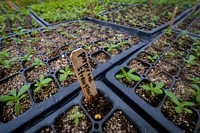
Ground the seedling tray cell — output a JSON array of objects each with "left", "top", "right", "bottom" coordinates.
[
  {"left": 104, "top": 30, "right": 200, "bottom": 133},
  {"left": 87, "top": 4, "right": 191, "bottom": 39},
  {"left": 24, "top": 81, "right": 158, "bottom": 133}
]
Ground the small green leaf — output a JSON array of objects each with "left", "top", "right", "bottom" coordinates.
[
  {"left": 141, "top": 85, "right": 150, "bottom": 90},
  {"left": 6, "top": 100, "right": 14, "bottom": 106},
  {"left": 59, "top": 74, "right": 67, "bottom": 81},
  {"left": 0, "top": 96, "right": 15, "bottom": 102},
  {"left": 156, "top": 82, "right": 164, "bottom": 89},
  {"left": 128, "top": 74, "right": 141, "bottom": 81},
  {"left": 153, "top": 89, "right": 163, "bottom": 94},
  {"left": 41, "top": 78, "right": 52, "bottom": 84},
  {"left": 34, "top": 86, "right": 41, "bottom": 93},
  {"left": 115, "top": 74, "right": 124, "bottom": 79},
  {"left": 18, "top": 85, "right": 30, "bottom": 97},
  {"left": 165, "top": 90, "right": 180, "bottom": 106},
  {"left": 15, "top": 101, "right": 21, "bottom": 115},
  {"left": 196, "top": 96, "right": 200, "bottom": 103},
  {"left": 74, "top": 118, "right": 79, "bottom": 126},
  {"left": 184, "top": 108, "right": 193, "bottom": 113},
  {"left": 128, "top": 68, "right": 135, "bottom": 74},
  {"left": 11, "top": 89, "right": 17, "bottom": 97}
]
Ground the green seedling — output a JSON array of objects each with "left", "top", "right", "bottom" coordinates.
[
  {"left": 34, "top": 75, "right": 52, "bottom": 93},
  {"left": 59, "top": 65, "right": 75, "bottom": 82},
  {"left": 0, "top": 50, "right": 9, "bottom": 60},
  {"left": 115, "top": 68, "right": 141, "bottom": 83},
  {"left": 141, "top": 82, "right": 164, "bottom": 96},
  {"left": 165, "top": 51, "right": 176, "bottom": 58},
  {"left": 33, "top": 58, "right": 44, "bottom": 68},
  {"left": 106, "top": 44, "right": 119, "bottom": 52},
  {"left": 189, "top": 84, "right": 200, "bottom": 103},
  {"left": 184, "top": 55, "right": 198, "bottom": 67},
  {"left": 191, "top": 77, "right": 200, "bottom": 85},
  {"left": 162, "top": 40, "right": 170, "bottom": 46},
  {"left": 84, "top": 45, "right": 92, "bottom": 50},
  {"left": 70, "top": 107, "right": 84, "bottom": 126},
  {"left": 147, "top": 52, "right": 158, "bottom": 63},
  {"left": 0, "top": 85, "right": 30, "bottom": 115},
  {"left": 165, "top": 90, "right": 194, "bottom": 113}
]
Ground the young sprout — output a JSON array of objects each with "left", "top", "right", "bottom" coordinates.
[
  {"left": 0, "top": 85, "right": 30, "bottom": 115},
  {"left": 147, "top": 52, "right": 158, "bottom": 63},
  {"left": 165, "top": 51, "right": 176, "bottom": 58},
  {"left": 189, "top": 84, "right": 200, "bottom": 103},
  {"left": 84, "top": 45, "right": 92, "bottom": 51},
  {"left": 59, "top": 65, "right": 75, "bottom": 82},
  {"left": 141, "top": 82, "right": 164, "bottom": 96},
  {"left": 0, "top": 50, "right": 10, "bottom": 60},
  {"left": 34, "top": 75, "right": 52, "bottom": 93},
  {"left": 70, "top": 107, "right": 84, "bottom": 126},
  {"left": 106, "top": 44, "right": 119, "bottom": 52},
  {"left": 33, "top": 58, "right": 44, "bottom": 68},
  {"left": 115, "top": 68, "right": 141, "bottom": 83},
  {"left": 165, "top": 90, "right": 194, "bottom": 113},
  {"left": 184, "top": 55, "right": 198, "bottom": 67},
  {"left": 191, "top": 77, "right": 200, "bottom": 85}
]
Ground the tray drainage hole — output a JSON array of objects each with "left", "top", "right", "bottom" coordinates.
[
  {"left": 142, "top": 75, "right": 146, "bottom": 78},
  {"left": 20, "top": 69, "right": 24, "bottom": 72},
  {"left": 50, "top": 71, "right": 54, "bottom": 75},
  {"left": 175, "top": 76, "right": 179, "bottom": 80},
  {"left": 94, "top": 123, "right": 99, "bottom": 129}
]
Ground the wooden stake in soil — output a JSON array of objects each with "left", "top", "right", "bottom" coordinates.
[
  {"left": 90, "top": 0, "right": 94, "bottom": 18},
  {"left": 192, "top": 0, "right": 200, "bottom": 13},
  {"left": 168, "top": 6, "right": 178, "bottom": 29},
  {"left": 70, "top": 48, "right": 98, "bottom": 103},
  {"left": 6, "top": 0, "right": 16, "bottom": 11}
]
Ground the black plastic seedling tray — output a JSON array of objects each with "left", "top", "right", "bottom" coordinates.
[
  {"left": 24, "top": 81, "right": 158, "bottom": 133},
  {"left": 0, "top": 20, "right": 147, "bottom": 132},
  {"left": 86, "top": 5, "right": 191, "bottom": 39},
  {"left": 104, "top": 30, "right": 200, "bottom": 133},
  {"left": 0, "top": 10, "right": 46, "bottom": 39},
  {"left": 173, "top": 8, "right": 200, "bottom": 38}
]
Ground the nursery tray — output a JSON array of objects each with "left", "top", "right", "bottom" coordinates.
[
  {"left": 0, "top": 11, "right": 46, "bottom": 39},
  {"left": 0, "top": 20, "right": 147, "bottom": 132},
  {"left": 86, "top": 5, "right": 191, "bottom": 39},
  {"left": 104, "top": 30, "right": 200, "bottom": 133},
  {"left": 24, "top": 81, "right": 158, "bottom": 133},
  {"left": 173, "top": 8, "right": 200, "bottom": 38}
]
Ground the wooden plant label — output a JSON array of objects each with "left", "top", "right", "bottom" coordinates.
[
  {"left": 70, "top": 48, "right": 98, "bottom": 103},
  {"left": 90, "top": 0, "right": 94, "bottom": 18},
  {"left": 168, "top": 6, "right": 178, "bottom": 29}
]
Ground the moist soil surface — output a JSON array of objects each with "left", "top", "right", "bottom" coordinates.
[
  {"left": 82, "top": 92, "right": 112, "bottom": 121},
  {"left": 103, "top": 111, "right": 140, "bottom": 133},
  {"left": 54, "top": 106, "right": 91, "bottom": 132}
]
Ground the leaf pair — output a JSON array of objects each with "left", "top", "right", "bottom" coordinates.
[
  {"left": 0, "top": 85, "right": 30, "bottom": 115},
  {"left": 59, "top": 65, "right": 75, "bottom": 82},
  {"left": 34, "top": 75, "right": 52, "bottom": 93},
  {"left": 115, "top": 68, "right": 141, "bottom": 83},
  {"left": 141, "top": 82, "right": 163, "bottom": 96}
]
